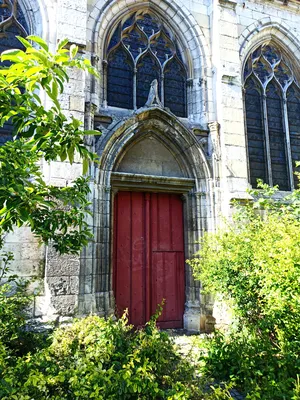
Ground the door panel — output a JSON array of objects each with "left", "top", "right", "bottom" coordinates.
[
  {"left": 114, "top": 192, "right": 146, "bottom": 326},
  {"left": 151, "top": 251, "right": 185, "bottom": 328},
  {"left": 113, "top": 191, "right": 184, "bottom": 328}
]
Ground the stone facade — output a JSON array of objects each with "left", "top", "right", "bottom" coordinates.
[{"left": 2, "top": 0, "right": 300, "bottom": 331}]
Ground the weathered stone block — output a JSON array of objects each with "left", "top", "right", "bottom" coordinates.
[
  {"left": 46, "top": 258, "right": 80, "bottom": 277},
  {"left": 48, "top": 276, "right": 70, "bottom": 296},
  {"left": 51, "top": 295, "right": 77, "bottom": 316}
]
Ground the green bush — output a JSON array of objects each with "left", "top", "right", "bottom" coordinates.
[
  {"left": 197, "top": 328, "right": 299, "bottom": 399},
  {"left": 1, "top": 312, "right": 205, "bottom": 399},
  {"left": 0, "top": 254, "right": 235, "bottom": 400},
  {"left": 189, "top": 183, "right": 300, "bottom": 399},
  {"left": 0, "top": 253, "right": 47, "bottom": 358}
]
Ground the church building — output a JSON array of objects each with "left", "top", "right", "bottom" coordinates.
[{"left": 1, "top": 0, "right": 300, "bottom": 331}]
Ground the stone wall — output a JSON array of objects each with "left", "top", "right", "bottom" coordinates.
[{"left": 3, "top": 0, "right": 300, "bottom": 329}]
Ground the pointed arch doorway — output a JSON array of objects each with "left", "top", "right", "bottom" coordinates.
[
  {"left": 111, "top": 133, "right": 195, "bottom": 328},
  {"left": 80, "top": 108, "right": 212, "bottom": 331}
]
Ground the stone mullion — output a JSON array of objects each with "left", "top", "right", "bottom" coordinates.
[
  {"left": 262, "top": 94, "right": 273, "bottom": 186},
  {"left": 282, "top": 93, "right": 294, "bottom": 190},
  {"left": 208, "top": 121, "right": 221, "bottom": 227},
  {"left": 161, "top": 72, "right": 164, "bottom": 106},
  {"left": 187, "top": 78, "right": 193, "bottom": 117},
  {"left": 133, "top": 67, "right": 137, "bottom": 109},
  {"left": 102, "top": 60, "right": 108, "bottom": 108}
]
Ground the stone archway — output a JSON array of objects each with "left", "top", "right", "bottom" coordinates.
[{"left": 78, "top": 107, "right": 214, "bottom": 331}]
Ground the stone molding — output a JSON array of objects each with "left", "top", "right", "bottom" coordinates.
[
  {"left": 239, "top": 19, "right": 300, "bottom": 68},
  {"left": 218, "top": 0, "right": 237, "bottom": 10},
  {"left": 111, "top": 172, "right": 195, "bottom": 193}
]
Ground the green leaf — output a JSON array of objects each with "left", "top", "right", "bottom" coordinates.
[
  {"left": 60, "top": 149, "right": 67, "bottom": 162},
  {"left": 0, "top": 49, "right": 25, "bottom": 62},
  {"left": 84, "top": 130, "right": 102, "bottom": 135},
  {"left": 26, "top": 48, "right": 51, "bottom": 67},
  {"left": 52, "top": 80, "right": 59, "bottom": 98},
  {"left": 27, "top": 35, "right": 49, "bottom": 52},
  {"left": 69, "top": 44, "right": 78, "bottom": 59},
  {"left": 67, "top": 145, "right": 75, "bottom": 164},
  {"left": 82, "top": 158, "right": 89, "bottom": 175},
  {"left": 16, "top": 36, "right": 33, "bottom": 49},
  {"left": 57, "top": 38, "right": 69, "bottom": 50}
]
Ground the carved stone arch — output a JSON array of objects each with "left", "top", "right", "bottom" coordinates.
[
  {"left": 240, "top": 20, "right": 300, "bottom": 80},
  {"left": 78, "top": 107, "right": 214, "bottom": 331},
  {"left": 17, "top": 0, "right": 50, "bottom": 41},
  {"left": 96, "top": 107, "right": 211, "bottom": 185},
  {"left": 86, "top": 0, "right": 211, "bottom": 124}
]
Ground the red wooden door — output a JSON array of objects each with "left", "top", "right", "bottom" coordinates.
[{"left": 113, "top": 192, "right": 185, "bottom": 328}]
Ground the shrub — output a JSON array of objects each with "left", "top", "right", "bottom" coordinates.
[
  {"left": 189, "top": 183, "right": 300, "bottom": 399},
  {"left": 197, "top": 327, "right": 299, "bottom": 399},
  {"left": 0, "top": 258, "right": 234, "bottom": 400},
  {"left": 0, "top": 252, "right": 48, "bottom": 357},
  {"left": 1, "top": 312, "right": 205, "bottom": 399}
]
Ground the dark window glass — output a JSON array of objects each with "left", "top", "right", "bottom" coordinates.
[
  {"left": 261, "top": 45, "right": 280, "bottom": 65},
  {"left": 122, "top": 24, "right": 147, "bottom": 59},
  {"left": 107, "top": 46, "right": 134, "bottom": 109},
  {"left": 164, "top": 57, "right": 187, "bottom": 117},
  {"left": 245, "top": 77, "right": 267, "bottom": 187},
  {"left": 150, "top": 31, "right": 174, "bottom": 65},
  {"left": 136, "top": 13, "right": 159, "bottom": 37},
  {"left": 253, "top": 57, "right": 271, "bottom": 84},
  {"left": 244, "top": 43, "right": 300, "bottom": 190},
  {"left": 287, "top": 83, "right": 300, "bottom": 188},
  {"left": 136, "top": 52, "right": 160, "bottom": 108},
  {"left": 106, "top": 12, "right": 187, "bottom": 117},
  {"left": 107, "top": 23, "right": 121, "bottom": 53},
  {"left": 274, "top": 61, "right": 292, "bottom": 89},
  {"left": 0, "top": 1, "right": 29, "bottom": 144},
  {"left": 266, "top": 81, "right": 290, "bottom": 191}
]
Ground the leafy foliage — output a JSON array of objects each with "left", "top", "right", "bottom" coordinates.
[
  {"left": 0, "top": 258, "right": 232, "bottom": 400},
  {"left": 0, "top": 36, "right": 100, "bottom": 253},
  {"left": 0, "top": 253, "right": 49, "bottom": 373},
  {"left": 189, "top": 181, "right": 300, "bottom": 399},
  {"left": 1, "top": 311, "right": 205, "bottom": 399}
]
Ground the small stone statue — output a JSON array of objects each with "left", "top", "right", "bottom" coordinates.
[{"left": 145, "top": 79, "right": 163, "bottom": 108}]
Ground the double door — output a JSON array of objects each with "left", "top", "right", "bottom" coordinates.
[{"left": 113, "top": 191, "right": 185, "bottom": 328}]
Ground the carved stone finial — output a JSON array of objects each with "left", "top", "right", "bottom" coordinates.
[{"left": 145, "top": 79, "right": 163, "bottom": 108}]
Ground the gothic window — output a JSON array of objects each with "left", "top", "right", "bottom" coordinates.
[
  {"left": 106, "top": 12, "right": 187, "bottom": 117},
  {"left": 0, "top": 0, "right": 29, "bottom": 145},
  {"left": 244, "top": 44, "right": 300, "bottom": 190}
]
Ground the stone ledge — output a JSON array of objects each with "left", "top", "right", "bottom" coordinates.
[
  {"left": 111, "top": 172, "right": 195, "bottom": 193},
  {"left": 219, "top": 0, "right": 237, "bottom": 9}
]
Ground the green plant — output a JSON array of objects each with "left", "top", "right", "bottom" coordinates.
[
  {"left": 188, "top": 182, "right": 300, "bottom": 399},
  {"left": 0, "top": 251, "right": 50, "bottom": 382},
  {"left": 0, "top": 36, "right": 100, "bottom": 253},
  {"left": 1, "top": 312, "right": 206, "bottom": 399}
]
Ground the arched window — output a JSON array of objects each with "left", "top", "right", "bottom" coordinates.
[
  {"left": 106, "top": 12, "right": 187, "bottom": 117},
  {"left": 244, "top": 44, "right": 300, "bottom": 190},
  {"left": 0, "top": 0, "right": 29, "bottom": 145}
]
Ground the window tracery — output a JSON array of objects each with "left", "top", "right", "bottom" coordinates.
[
  {"left": 106, "top": 12, "right": 187, "bottom": 117},
  {"left": 0, "top": 0, "right": 29, "bottom": 145},
  {"left": 244, "top": 44, "right": 300, "bottom": 190}
]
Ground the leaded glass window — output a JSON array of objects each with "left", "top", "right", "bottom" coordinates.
[
  {"left": 106, "top": 12, "right": 187, "bottom": 117},
  {"left": 0, "top": 0, "right": 29, "bottom": 145},
  {"left": 244, "top": 44, "right": 300, "bottom": 190}
]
